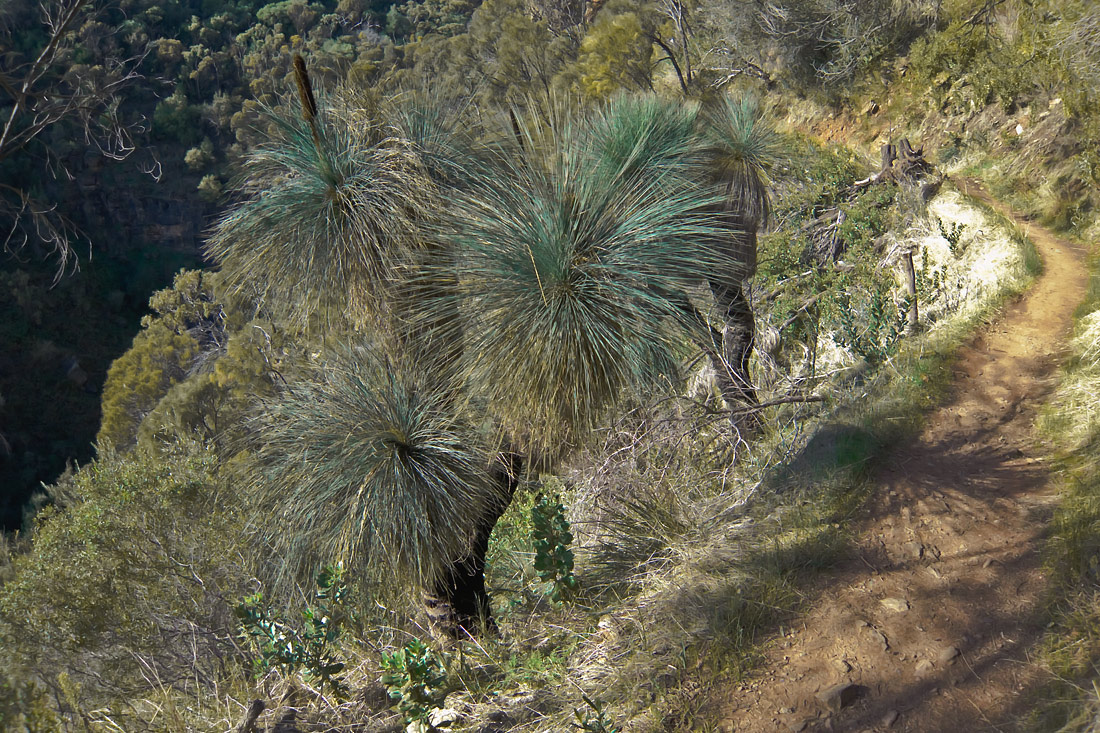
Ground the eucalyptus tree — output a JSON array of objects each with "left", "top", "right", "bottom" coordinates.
[{"left": 206, "top": 59, "right": 736, "bottom": 632}]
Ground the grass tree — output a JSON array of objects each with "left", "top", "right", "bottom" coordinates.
[
  {"left": 207, "top": 59, "right": 739, "bottom": 633},
  {"left": 246, "top": 346, "right": 502, "bottom": 601},
  {"left": 204, "top": 58, "right": 428, "bottom": 333},
  {"left": 701, "top": 94, "right": 780, "bottom": 429},
  {"left": 408, "top": 100, "right": 734, "bottom": 627}
]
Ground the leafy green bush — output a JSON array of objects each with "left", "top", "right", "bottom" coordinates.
[
  {"left": 100, "top": 269, "right": 283, "bottom": 452},
  {"left": 0, "top": 674, "right": 59, "bottom": 732},
  {"left": 0, "top": 444, "right": 248, "bottom": 721},
  {"left": 904, "top": 17, "right": 1054, "bottom": 114},
  {"left": 937, "top": 218, "right": 967, "bottom": 257},
  {"left": 532, "top": 492, "right": 578, "bottom": 602},
  {"left": 98, "top": 323, "right": 197, "bottom": 449},
  {"left": 152, "top": 91, "right": 203, "bottom": 145},
  {"left": 236, "top": 564, "right": 349, "bottom": 694},
  {"left": 380, "top": 638, "right": 450, "bottom": 729},
  {"left": 833, "top": 281, "right": 909, "bottom": 365},
  {"left": 836, "top": 184, "right": 897, "bottom": 252}
]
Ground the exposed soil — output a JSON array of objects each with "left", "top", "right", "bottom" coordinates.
[{"left": 714, "top": 182, "right": 1089, "bottom": 732}]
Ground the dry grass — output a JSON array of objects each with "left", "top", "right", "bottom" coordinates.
[{"left": 1033, "top": 263, "right": 1100, "bottom": 732}]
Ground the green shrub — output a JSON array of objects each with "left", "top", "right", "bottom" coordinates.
[
  {"left": 103, "top": 269, "right": 283, "bottom": 452},
  {"left": 152, "top": 91, "right": 203, "bottom": 145},
  {"left": 97, "top": 324, "right": 197, "bottom": 449},
  {"left": 0, "top": 444, "right": 248, "bottom": 720},
  {"left": 236, "top": 563, "right": 349, "bottom": 694},
  {"left": 531, "top": 492, "right": 578, "bottom": 602},
  {"left": 833, "top": 281, "right": 909, "bottom": 365},
  {"left": 380, "top": 638, "right": 450, "bottom": 729},
  {"left": 937, "top": 218, "right": 967, "bottom": 257},
  {"left": 904, "top": 17, "right": 1055, "bottom": 114},
  {"left": 836, "top": 185, "right": 897, "bottom": 252}
]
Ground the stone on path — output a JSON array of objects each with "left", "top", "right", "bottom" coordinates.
[{"left": 816, "top": 683, "right": 862, "bottom": 712}]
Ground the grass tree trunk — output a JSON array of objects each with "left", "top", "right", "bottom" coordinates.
[
  {"left": 709, "top": 226, "right": 758, "bottom": 433},
  {"left": 710, "top": 279, "right": 758, "bottom": 424},
  {"left": 429, "top": 454, "right": 522, "bottom": 636}
]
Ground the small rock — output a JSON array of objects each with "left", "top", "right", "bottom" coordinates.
[
  {"left": 880, "top": 597, "right": 910, "bottom": 613},
  {"left": 788, "top": 720, "right": 808, "bottom": 733},
  {"left": 717, "top": 720, "right": 736, "bottom": 733},
  {"left": 816, "top": 682, "right": 863, "bottom": 712},
  {"left": 882, "top": 709, "right": 899, "bottom": 727},
  {"left": 780, "top": 706, "right": 794, "bottom": 715},
  {"left": 903, "top": 541, "right": 924, "bottom": 560},
  {"left": 429, "top": 708, "right": 461, "bottom": 728},
  {"left": 938, "top": 646, "right": 961, "bottom": 665},
  {"left": 864, "top": 626, "right": 889, "bottom": 651},
  {"left": 831, "top": 658, "right": 852, "bottom": 674},
  {"left": 915, "top": 659, "right": 934, "bottom": 676}
]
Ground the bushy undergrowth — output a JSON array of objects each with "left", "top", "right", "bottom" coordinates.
[
  {"left": 863, "top": 0, "right": 1100, "bottom": 244},
  {"left": 0, "top": 443, "right": 252, "bottom": 731}
]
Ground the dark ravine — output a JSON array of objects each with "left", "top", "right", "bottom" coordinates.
[{"left": 0, "top": 173, "right": 211, "bottom": 531}]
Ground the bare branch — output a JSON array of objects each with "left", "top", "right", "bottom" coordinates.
[{"left": 0, "top": 0, "right": 147, "bottom": 268}]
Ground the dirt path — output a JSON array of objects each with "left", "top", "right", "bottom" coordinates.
[{"left": 715, "top": 183, "right": 1089, "bottom": 732}]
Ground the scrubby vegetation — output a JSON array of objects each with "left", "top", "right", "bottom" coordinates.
[
  {"left": 1035, "top": 272, "right": 1100, "bottom": 731},
  {"left": 2, "top": 0, "right": 1099, "bottom": 729}
]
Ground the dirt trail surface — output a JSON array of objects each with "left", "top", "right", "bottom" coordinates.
[{"left": 715, "top": 183, "right": 1089, "bottom": 733}]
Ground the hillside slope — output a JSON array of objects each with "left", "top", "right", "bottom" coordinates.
[{"left": 711, "top": 182, "right": 1088, "bottom": 732}]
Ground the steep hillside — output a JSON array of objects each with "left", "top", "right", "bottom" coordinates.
[
  {"left": 711, "top": 184, "right": 1087, "bottom": 731},
  {"left": 2, "top": 1, "right": 1099, "bottom": 731}
]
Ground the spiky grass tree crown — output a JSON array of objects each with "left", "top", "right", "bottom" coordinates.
[
  {"left": 588, "top": 94, "right": 702, "bottom": 186},
  {"left": 248, "top": 346, "right": 499, "bottom": 595},
  {"left": 204, "top": 98, "right": 428, "bottom": 330},
  {"left": 704, "top": 94, "right": 780, "bottom": 230},
  {"left": 388, "top": 95, "right": 488, "bottom": 189},
  {"left": 419, "top": 103, "right": 736, "bottom": 455}
]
